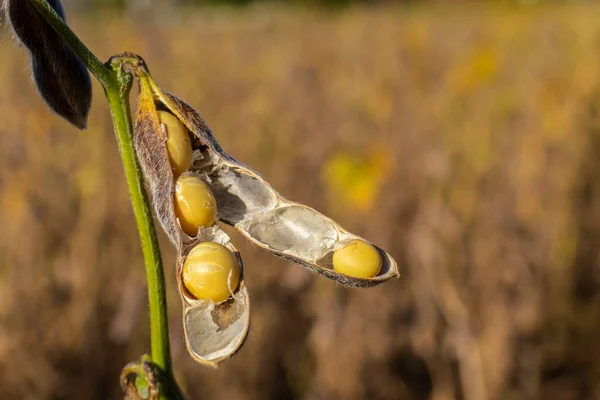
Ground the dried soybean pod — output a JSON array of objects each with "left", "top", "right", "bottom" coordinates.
[
  {"left": 133, "top": 74, "right": 182, "bottom": 246},
  {"left": 138, "top": 74, "right": 400, "bottom": 288},
  {"left": 5, "top": 0, "right": 92, "bottom": 129},
  {"left": 133, "top": 73, "right": 250, "bottom": 367},
  {"left": 178, "top": 227, "right": 249, "bottom": 367}
]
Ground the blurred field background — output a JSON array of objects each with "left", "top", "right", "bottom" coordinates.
[{"left": 2, "top": 1, "right": 600, "bottom": 399}]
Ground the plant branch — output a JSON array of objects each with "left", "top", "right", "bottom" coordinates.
[
  {"left": 27, "top": 0, "right": 179, "bottom": 393},
  {"left": 105, "top": 61, "right": 172, "bottom": 376}
]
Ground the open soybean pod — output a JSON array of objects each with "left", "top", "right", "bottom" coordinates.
[
  {"left": 178, "top": 227, "right": 249, "bottom": 367},
  {"left": 134, "top": 72, "right": 250, "bottom": 367},
  {"left": 139, "top": 73, "right": 400, "bottom": 289}
]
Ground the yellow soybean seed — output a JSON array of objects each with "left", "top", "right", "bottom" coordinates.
[
  {"left": 183, "top": 242, "right": 240, "bottom": 302},
  {"left": 174, "top": 176, "right": 217, "bottom": 236},
  {"left": 158, "top": 110, "right": 193, "bottom": 176},
  {"left": 332, "top": 240, "right": 382, "bottom": 279}
]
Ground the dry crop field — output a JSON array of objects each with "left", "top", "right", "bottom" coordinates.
[{"left": 1, "top": 3, "right": 600, "bottom": 399}]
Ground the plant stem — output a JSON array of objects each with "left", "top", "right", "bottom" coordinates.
[
  {"left": 105, "top": 64, "right": 172, "bottom": 375},
  {"left": 28, "top": 0, "right": 175, "bottom": 385}
]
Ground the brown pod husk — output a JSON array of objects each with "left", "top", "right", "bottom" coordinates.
[
  {"left": 139, "top": 74, "right": 400, "bottom": 289},
  {"left": 134, "top": 76, "right": 181, "bottom": 247},
  {"left": 5, "top": 0, "right": 92, "bottom": 129},
  {"left": 134, "top": 74, "right": 250, "bottom": 367},
  {"left": 179, "top": 227, "right": 250, "bottom": 367}
]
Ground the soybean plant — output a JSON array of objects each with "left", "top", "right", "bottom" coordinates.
[{"left": 3, "top": 1, "right": 399, "bottom": 398}]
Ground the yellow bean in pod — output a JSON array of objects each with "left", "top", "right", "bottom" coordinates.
[
  {"left": 183, "top": 242, "right": 240, "bottom": 302},
  {"left": 332, "top": 240, "right": 381, "bottom": 279},
  {"left": 174, "top": 175, "right": 217, "bottom": 236},
  {"left": 158, "top": 110, "right": 192, "bottom": 176}
]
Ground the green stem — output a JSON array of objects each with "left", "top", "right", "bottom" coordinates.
[
  {"left": 105, "top": 64, "right": 172, "bottom": 375},
  {"left": 28, "top": 0, "right": 177, "bottom": 389}
]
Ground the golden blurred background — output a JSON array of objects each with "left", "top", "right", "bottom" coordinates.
[{"left": 2, "top": 2, "right": 600, "bottom": 399}]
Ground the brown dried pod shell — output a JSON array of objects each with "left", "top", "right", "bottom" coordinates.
[
  {"left": 138, "top": 74, "right": 399, "bottom": 289},
  {"left": 5, "top": 0, "right": 92, "bottom": 129},
  {"left": 179, "top": 227, "right": 250, "bottom": 367},
  {"left": 134, "top": 73, "right": 249, "bottom": 367}
]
